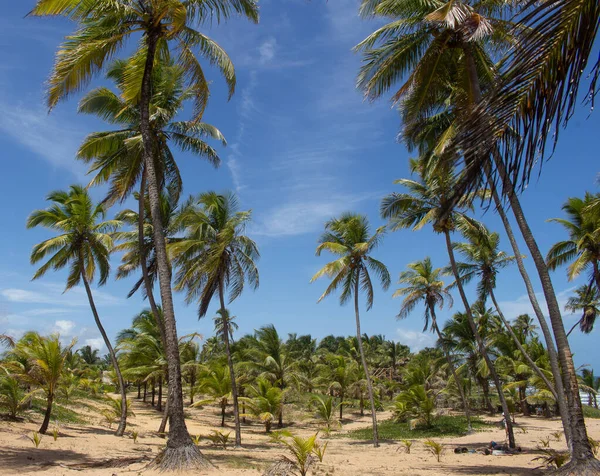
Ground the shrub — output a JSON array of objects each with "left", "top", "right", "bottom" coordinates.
[
  {"left": 398, "top": 439, "right": 413, "bottom": 454},
  {"left": 393, "top": 385, "right": 435, "bottom": 429},
  {"left": 207, "top": 430, "right": 230, "bottom": 449},
  {"left": 533, "top": 449, "right": 569, "bottom": 469}
]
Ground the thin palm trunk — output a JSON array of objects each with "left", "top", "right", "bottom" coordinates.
[
  {"left": 152, "top": 378, "right": 156, "bottom": 406},
  {"left": 431, "top": 307, "right": 471, "bottom": 431},
  {"left": 489, "top": 289, "right": 557, "bottom": 399},
  {"left": 157, "top": 376, "right": 163, "bottom": 412},
  {"left": 444, "top": 230, "right": 515, "bottom": 447},
  {"left": 81, "top": 267, "right": 127, "bottom": 437},
  {"left": 39, "top": 392, "right": 53, "bottom": 434},
  {"left": 159, "top": 394, "right": 169, "bottom": 435},
  {"left": 219, "top": 283, "right": 242, "bottom": 447},
  {"left": 140, "top": 28, "right": 206, "bottom": 467},
  {"left": 137, "top": 382, "right": 141, "bottom": 399},
  {"left": 354, "top": 276, "right": 379, "bottom": 448},
  {"left": 487, "top": 172, "right": 572, "bottom": 447},
  {"left": 339, "top": 392, "right": 344, "bottom": 420},
  {"left": 143, "top": 381, "right": 147, "bottom": 403},
  {"left": 494, "top": 157, "right": 600, "bottom": 470}
]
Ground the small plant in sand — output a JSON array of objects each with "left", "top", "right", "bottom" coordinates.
[
  {"left": 423, "top": 439, "right": 444, "bottom": 462},
  {"left": 52, "top": 426, "right": 59, "bottom": 441},
  {"left": 207, "top": 430, "right": 230, "bottom": 449},
  {"left": 551, "top": 431, "right": 562, "bottom": 442},
  {"left": 30, "top": 431, "right": 42, "bottom": 448},
  {"left": 311, "top": 395, "right": 343, "bottom": 434},
  {"left": 397, "top": 439, "right": 413, "bottom": 454},
  {"left": 271, "top": 430, "right": 323, "bottom": 476},
  {"left": 101, "top": 397, "right": 134, "bottom": 429},
  {"left": 537, "top": 436, "right": 551, "bottom": 448},
  {"left": 519, "top": 427, "right": 528, "bottom": 434},
  {"left": 101, "top": 409, "right": 118, "bottom": 429},
  {"left": 131, "top": 430, "right": 139, "bottom": 443},
  {"left": 533, "top": 449, "right": 569, "bottom": 469},
  {"left": 191, "top": 434, "right": 202, "bottom": 446},
  {"left": 313, "top": 440, "right": 328, "bottom": 463},
  {"left": 589, "top": 437, "right": 600, "bottom": 456}
]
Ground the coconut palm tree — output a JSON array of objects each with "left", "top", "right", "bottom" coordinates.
[
  {"left": 565, "top": 285, "right": 600, "bottom": 336},
  {"left": 12, "top": 333, "right": 75, "bottom": 434},
  {"left": 450, "top": 223, "right": 557, "bottom": 399},
  {"left": 580, "top": 369, "right": 600, "bottom": 409},
  {"left": 78, "top": 345, "right": 101, "bottom": 366},
  {"left": 324, "top": 355, "right": 358, "bottom": 420},
  {"left": 311, "top": 213, "right": 390, "bottom": 447},
  {"left": 27, "top": 186, "right": 128, "bottom": 436},
  {"left": 381, "top": 166, "right": 515, "bottom": 447},
  {"left": 193, "top": 364, "right": 232, "bottom": 427},
  {"left": 32, "top": 1, "right": 259, "bottom": 466},
  {"left": 394, "top": 257, "right": 472, "bottom": 430},
  {"left": 547, "top": 194, "right": 600, "bottom": 292},
  {"left": 242, "top": 378, "right": 283, "bottom": 433},
  {"left": 172, "top": 191, "right": 259, "bottom": 447}
]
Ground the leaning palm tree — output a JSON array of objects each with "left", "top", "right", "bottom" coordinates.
[
  {"left": 381, "top": 165, "right": 516, "bottom": 447},
  {"left": 565, "top": 285, "right": 600, "bottom": 336},
  {"left": 32, "top": 0, "right": 259, "bottom": 467},
  {"left": 27, "top": 186, "right": 128, "bottom": 436},
  {"left": 394, "top": 257, "right": 471, "bottom": 430},
  {"left": 13, "top": 332, "right": 75, "bottom": 434},
  {"left": 450, "top": 223, "right": 557, "bottom": 399},
  {"left": 172, "top": 192, "right": 259, "bottom": 447},
  {"left": 311, "top": 213, "right": 390, "bottom": 447},
  {"left": 547, "top": 194, "right": 600, "bottom": 292}
]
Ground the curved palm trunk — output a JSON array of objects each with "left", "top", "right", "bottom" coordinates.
[
  {"left": 159, "top": 394, "right": 169, "bottom": 435},
  {"left": 81, "top": 269, "right": 127, "bottom": 436},
  {"left": 444, "top": 230, "right": 515, "bottom": 447},
  {"left": 487, "top": 176, "right": 572, "bottom": 446},
  {"left": 354, "top": 277, "right": 379, "bottom": 447},
  {"left": 431, "top": 307, "right": 471, "bottom": 431},
  {"left": 39, "top": 392, "right": 53, "bottom": 434},
  {"left": 140, "top": 29, "right": 208, "bottom": 469},
  {"left": 494, "top": 158, "right": 600, "bottom": 471},
  {"left": 157, "top": 376, "right": 163, "bottom": 412},
  {"left": 489, "top": 289, "right": 557, "bottom": 399},
  {"left": 219, "top": 284, "right": 242, "bottom": 447}
]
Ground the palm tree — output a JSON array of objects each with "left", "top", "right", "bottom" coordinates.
[
  {"left": 565, "top": 285, "right": 600, "bottom": 336},
  {"left": 13, "top": 333, "right": 75, "bottom": 434},
  {"left": 580, "top": 370, "right": 600, "bottom": 409},
  {"left": 32, "top": 0, "right": 259, "bottom": 467},
  {"left": 172, "top": 192, "right": 259, "bottom": 447},
  {"left": 381, "top": 167, "right": 515, "bottom": 447},
  {"left": 394, "top": 257, "right": 471, "bottom": 430},
  {"left": 450, "top": 223, "right": 557, "bottom": 399},
  {"left": 78, "top": 345, "right": 100, "bottom": 366},
  {"left": 311, "top": 213, "right": 390, "bottom": 447},
  {"left": 27, "top": 186, "right": 128, "bottom": 436},
  {"left": 547, "top": 194, "right": 600, "bottom": 292},
  {"left": 242, "top": 378, "right": 283, "bottom": 433},
  {"left": 193, "top": 364, "right": 232, "bottom": 427},
  {"left": 324, "top": 355, "right": 358, "bottom": 420}
]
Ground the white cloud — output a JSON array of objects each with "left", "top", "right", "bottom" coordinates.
[
  {"left": 396, "top": 328, "right": 436, "bottom": 351},
  {"left": 53, "top": 319, "right": 76, "bottom": 337},
  {"left": 1, "top": 284, "right": 122, "bottom": 307},
  {"left": 497, "top": 287, "right": 576, "bottom": 321},
  {"left": 84, "top": 337, "right": 105, "bottom": 352},
  {"left": 258, "top": 37, "right": 277, "bottom": 65},
  {"left": 0, "top": 98, "right": 86, "bottom": 177}
]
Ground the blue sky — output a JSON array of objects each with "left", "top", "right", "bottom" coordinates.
[{"left": 0, "top": 1, "right": 598, "bottom": 370}]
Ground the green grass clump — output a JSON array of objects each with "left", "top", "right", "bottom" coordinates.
[
  {"left": 30, "top": 399, "right": 85, "bottom": 424},
  {"left": 582, "top": 405, "right": 600, "bottom": 419},
  {"left": 341, "top": 416, "right": 491, "bottom": 441}
]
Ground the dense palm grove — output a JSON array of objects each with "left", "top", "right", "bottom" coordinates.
[{"left": 0, "top": 0, "right": 599, "bottom": 474}]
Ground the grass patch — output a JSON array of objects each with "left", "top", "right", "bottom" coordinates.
[
  {"left": 341, "top": 415, "right": 492, "bottom": 440},
  {"left": 30, "top": 398, "right": 86, "bottom": 424},
  {"left": 583, "top": 405, "right": 600, "bottom": 419}
]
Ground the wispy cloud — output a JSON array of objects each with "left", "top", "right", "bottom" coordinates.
[
  {"left": 0, "top": 98, "right": 86, "bottom": 177},
  {"left": 1, "top": 283, "right": 122, "bottom": 307},
  {"left": 396, "top": 328, "right": 436, "bottom": 352},
  {"left": 259, "top": 37, "right": 277, "bottom": 65},
  {"left": 497, "top": 287, "right": 576, "bottom": 321}
]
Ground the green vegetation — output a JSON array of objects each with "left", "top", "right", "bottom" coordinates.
[
  {"left": 343, "top": 416, "right": 491, "bottom": 441},
  {"left": 583, "top": 406, "right": 600, "bottom": 419}
]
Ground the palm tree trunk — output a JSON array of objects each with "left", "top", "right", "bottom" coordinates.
[
  {"left": 219, "top": 285, "right": 242, "bottom": 447},
  {"left": 140, "top": 28, "right": 206, "bottom": 469},
  {"left": 157, "top": 376, "right": 163, "bottom": 412},
  {"left": 39, "top": 392, "right": 53, "bottom": 434},
  {"left": 152, "top": 378, "right": 156, "bottom": 406},
  {"left": 221, "top": 402, "right": 226, "bottom": 427},
  {"left": 137, "top": 382, "right": 141, "bottom": 399},
  {"left": 339, "top": 392, "right": 344, "bottom": 420},
  {"left": 190, "top": 372, "right": 195, "bottom": 405},
  {"left": 143, "top": 381, "right": 147, "bottom": 403},
  {"left": 479, "top": 375, "right": 494, "bottom": 414},
  {"left": 354, "top": 276, "right": 379, "bottom": 447},
  {"left": 444, "top": 230, "right": 515, "bottom": 447},
  {"left": 493, "top": 157, "right": 600, "bottom": 471},
  {"left": 431, "top": 307, "right": 472, "bottom": 431},
  {"left": 520, "top": 386, "right": 530, "bottom": 416},
  {"left": 159, "top": 396, "right": 169, "bottom": 435},
  {"left": 486, "top": 164, "right": 572, "bottom": 446},
  {"left": 81, "top": 268, "right": 127, "bottom": 437},
  {"left": 489, "top": 289, "right": 557, "bottom": 399}
]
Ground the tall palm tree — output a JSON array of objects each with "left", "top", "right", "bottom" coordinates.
[
  {"left": 172, "top": 192, "right": 259, "bottom": 447},
  {"left": 450, "top": 223, "right": 557, "bottom": 398},
  {"left": 394, "top": 257, "right": 471, "bottom": 430},
  {"left": 381, "top": 166, "right": 515, "bottom": 447},
  {"left": 13, "top": 332, "right": 75, "bottom": 434},
  {"left": 311, "top": 213, "right": 390, "bottom": 447},
  {"left": 32, "top": 0, "right": 259, "bottom": 467},
  {"left": 547, "top": 194, "right": 600, "bottom": 292},
  {"left": 565, "top": 285, "right": 600, "bottom": 336},
  {"left": 27, "top": 186, "right": 128, "bottom": 436},
  {"left": 78, "top": 345, "right": 100, "bottom": 366},
  {"left": 356, "top": 0, "right": 578, "bottom": 451}
]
